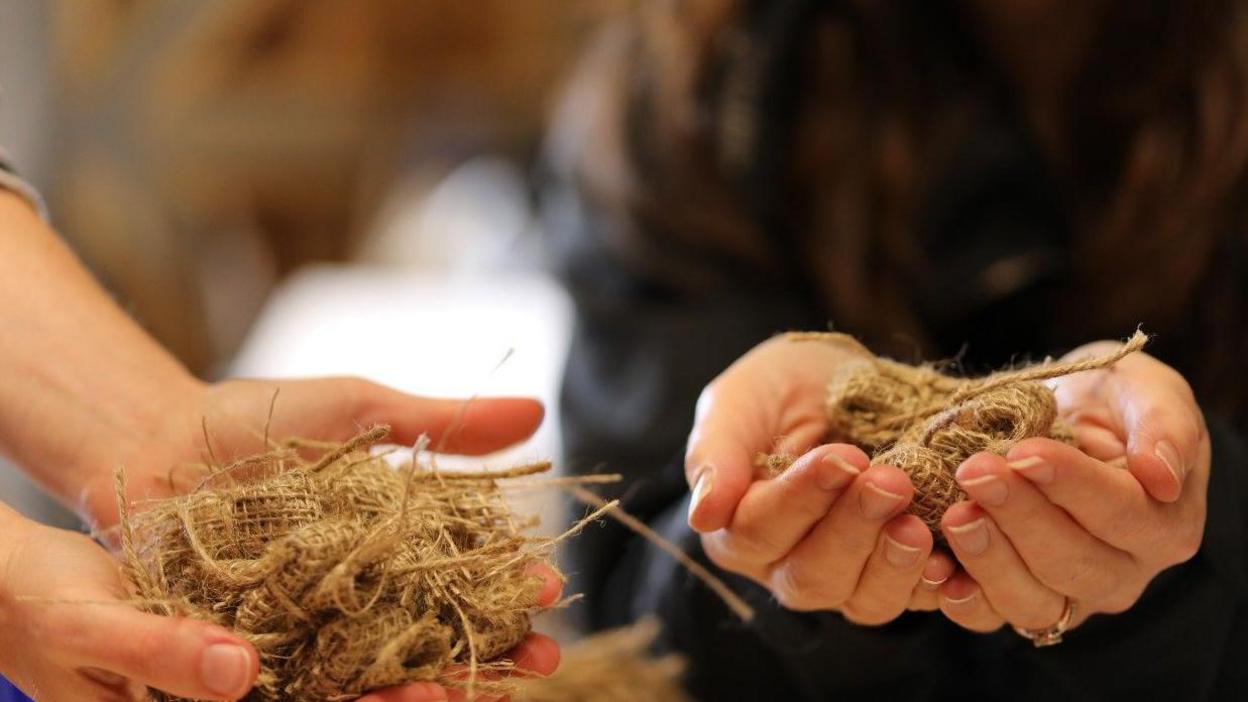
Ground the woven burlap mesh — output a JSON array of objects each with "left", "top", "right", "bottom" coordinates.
[
  {"left": 758, "top": 331, "right": 1147, "bottom": 535},
  {"left": 117, "top": 425, "right": 612, "bottom": 701}
]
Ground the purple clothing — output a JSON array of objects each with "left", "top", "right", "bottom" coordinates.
[{"left": 0, "top": 677, "right": 31, "bottom": 702}]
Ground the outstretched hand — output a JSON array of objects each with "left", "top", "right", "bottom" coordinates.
[
  {"left": 685, "top": 336, "right": 954, "bottom": 623},
  {"left": 6, "top": 375, "right": 557, "bottom": 702}
]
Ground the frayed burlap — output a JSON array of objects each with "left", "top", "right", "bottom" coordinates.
[
  {"left": 758, "top": 331, "right": 1147, "bottom": 535},
  {"left": 117, "top": 425, "right": 614, "bottom": 701},
  {"left": 516, "top": 618, "right": 690, "bottom": 702}
]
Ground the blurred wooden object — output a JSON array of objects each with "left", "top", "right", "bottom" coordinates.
[{"left": 50, "top": 0, "right": 620, "bottom": 374}]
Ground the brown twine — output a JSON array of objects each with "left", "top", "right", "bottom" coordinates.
[
  {"left": 516, "top": 617, "right": 690, "bottom": 702},
  {"left": 759, "top": 331, "right": 1148, "bottom": 536},
  {"left": 115, "top": 425, "right": 617, "bottom": 701}
]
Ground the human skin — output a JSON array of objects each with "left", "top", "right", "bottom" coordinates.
[
  {"left": 685, "top": 331, "right": 1207, "bottom": 632},
  {"left": 0, "top": 192, "right": 560, "bottom": 701}
]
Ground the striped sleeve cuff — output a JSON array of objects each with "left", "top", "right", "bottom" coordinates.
[{"left": 0, "top": 148, "right": 48, "bottom": 220}]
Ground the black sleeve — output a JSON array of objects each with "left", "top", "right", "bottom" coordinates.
[{"left": 547, "top": 181, "right": 1248, "bottom": 699}]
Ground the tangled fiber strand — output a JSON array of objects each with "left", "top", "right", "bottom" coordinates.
[
  {"left": 116, "top": 425, "right": 615, "bottom": 701},
  {"left": 758, "top": 331, "right": 1148, "bottom": 535},
  {"left": 516, "top": 618, "right": 690, "bottom": 702}
]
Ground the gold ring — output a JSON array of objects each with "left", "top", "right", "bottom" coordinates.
[{"left": 1013, "top": 598, "right": 1077, "bottom": 647}]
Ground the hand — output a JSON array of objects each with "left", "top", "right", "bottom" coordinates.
[
  {"left": 935, "top": 341, "right": 1209, "bottom": 633},
  {"left": 65, "top": 377, "right": 554, "bottom": 701},
  {"left": 686, "top": 336, "right": 955, "bottom": 623},
  {"left": 77, "top": 377, "right": 546, "bottom": 532},
  {"left": 0, "top": 514, "right": 562, "bottom": 702},
  {"left": 0, "top": 514, "right": 259, "bottom": 701}
]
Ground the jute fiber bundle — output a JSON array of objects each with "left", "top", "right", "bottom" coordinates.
[
  {"left": 516, "top": 618, "right": 690, "bottom": 702},
  {"left": 758, "top": 331, "right": 1148, "bottom": 534},
  {"left": 117, "top": 425, "right": 614, "bottom": 701}
]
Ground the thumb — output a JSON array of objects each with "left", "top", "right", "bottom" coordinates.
[
  {"left": 1111, "top": 367, "right": 1205, "bottom": 504},
  {"left": 684, "top": 384, "right": 760, "bottom": 533},
  {"left": 283, "top": 378, "right": 545, "bottom": 455},
  {"left": 61, "top": 606, "right": 258, "bottom": 701}
]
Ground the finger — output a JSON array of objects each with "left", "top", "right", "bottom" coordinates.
[
  {"left": 955, "top": 452, "right": 1138, "bottom": 606},
  {"left": 527, "top": 563, "right": 564, "bottom": 608},
  {"left": 286, "top": 378, "right": 545, "bottom": 455},
  {"left": 507, "top": 632, "right": 561, "bottom": 677},
  {"left": 684, "top": 391, "right": 826, "bottom": 534},
  {"left": 57, "top": 607, "right": 257, "bottom": 701},
  {"left": 940, "top": 502, "right": 1067, "bottom": 630},
  {"left": 683, "top": 337, "right": 844, "bottom": 533},
  {"left": 1113, "top": 375, "right": 1204, "bottom": 504},
  {"left": 1071, "top": 422, "right": 1127, "bottom": 462},
  {"left": 358, "top": 682, "right": 450, "bottom": 702},
  {"left": 938, "top": 572, "right": 1006, "bottom": 633},
  {"left": 707, "top": 444, "right": 866, "bottom": 565},
  {"left": 841, "top": 514, "right": 932, "bottom": 625},
  {"left": 438, "top": 633, "right": 560, "bottom": 702},
  {"left": 909, "top": 551, "right": 957, "bottom": 611},
  {"left": 768, "top": 464, "right": 913, "bottom": 611},
  {"left": 1059, "top": 351, "right": 1206, "bottom": 503},
  {"left": 1003, "top": 439, "right": 1189, "bottom": 558}
]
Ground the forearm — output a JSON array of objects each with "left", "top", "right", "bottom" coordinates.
[{"left": 0, "top": 192, "right": 202, "bottom": 511}]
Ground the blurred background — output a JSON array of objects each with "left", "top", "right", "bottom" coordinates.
[{"left": 0, "top": 0, "right": 622, "bottom": 527}]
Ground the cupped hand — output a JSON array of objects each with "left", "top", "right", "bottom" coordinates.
[
  {"left": 934, "top": 340, "right": 1209, "bottom": 633},
  {"left": 686, "top": 335, "right": 955, "bottom": 623},
  {"left": 66, "top": 375, "right": 552, "bottom": 701},
  {"left": 0, "top": 520, "right": 562, "bottom": 702}
]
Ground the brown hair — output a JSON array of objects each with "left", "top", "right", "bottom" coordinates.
[{"left": 556, "top": 0, "right": 1248, "bottom": 423}]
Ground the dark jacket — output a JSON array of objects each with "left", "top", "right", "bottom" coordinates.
[{"left": 543, "top": 21, "right": 1248, "bottom": 701}]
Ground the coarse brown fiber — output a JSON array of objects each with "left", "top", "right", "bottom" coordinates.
[
  {"left": 516, "top": 618, "right": 690, "bottom": 702},
  {"left": 758, "top": 331, "right": 1148, "bottom": 534},
  {"left": 117, "top": 425, "right": 612, "bottom": 701}
]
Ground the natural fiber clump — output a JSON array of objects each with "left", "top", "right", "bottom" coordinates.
[
  {"left": 758, "top": 331, "right": 1148, "bottom": 534},
  {"left": 118, "top": 425, "right": 608, "bottom": 701},
  {"left": 517, "top": 618, "right": 690, "bottom": 702}
]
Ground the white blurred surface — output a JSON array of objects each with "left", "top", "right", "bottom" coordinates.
[{"left": 229, "top": 265, "right": 573, "bottom": 472}]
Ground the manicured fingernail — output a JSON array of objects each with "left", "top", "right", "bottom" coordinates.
[
  {"left": 1007, "top": 455, "right": 1053, "bottom": 483},
  {"left": 1154, "top": 441, "right": 1185, "bottom": 486},
  {"left": 947, "top": 518, "right": 990, "bottom": 555},
  {"left": 820, "top": 452, "right": 860, "bottom": 489},
  {"left": 958, "top": 474, "right": 1008, "bottom": 507},
  {"left": 883, "top": 535, "right": 922, "bottom": 568},
  {"left": 859, "top": 481, "right": 904, "bottom": 519},
  {"left": 688, "top": 466, "right": 714, "bottom": 524},
  {"left": 200, "top": 643, "right": 252, "bottom": 698},
  {"left": 943, "top": 591, "right": 980, "bottom": 607}
]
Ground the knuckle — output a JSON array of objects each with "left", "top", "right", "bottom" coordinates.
[
  {"left": 701, "top": 534, "right": 748, "bottom": 574},
  {"left": 1099, "top": 585, "right": 1147, "bottom": 615},
  {"left": 840, "top": 601, "right": 899, "bottom": 626},
  {"left": 770, "top": 563, "right": 848, "bottom": 612}
]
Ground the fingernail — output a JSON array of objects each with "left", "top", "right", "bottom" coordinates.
[
  {"left": 200, "top": 643, "right": 252, "bottom": 698},
  {"left": 947, "top": 518, "right": 990, "bottom": 555},
  {"left": 1007, "top": 455, "right": 1053, "bottom": 483},
  {"left": 1154, "top": 441, "right": 1185, "bottom": 486},
  {"left": 958, "top": 475, "right": 1008, "bottom": 507},
  {"left": 688, "top": 466, "right": 714, "bottom": 523},
  {"left": 883, "top": 535, "right": 921, "bottom": 568},
  {"left": 820, "top": 452, "right": 860, "bottom": 490},
  {"left": 858, "top": 481, "right": 904, "bottom": 520},
  {"left": 921, "top": 574, "right": 949, "bottom": 590},
  {"left": 943, "top": 591, "right": 980, "bottom": 607}
]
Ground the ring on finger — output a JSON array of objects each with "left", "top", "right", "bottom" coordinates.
[{"left": 1013, "top": 597, "right": 1077, "bottom": 647}]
